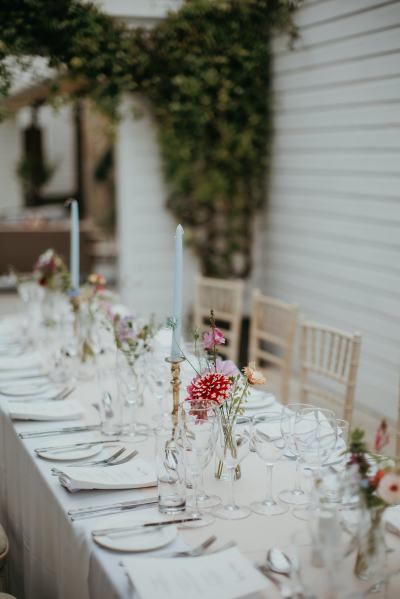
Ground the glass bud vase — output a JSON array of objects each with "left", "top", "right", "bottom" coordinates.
[
  {"left": 214, "top": 422, "right": 241, "bottom": 481},
  {"left": 354, "top": 507, "right": 386, "bottom": 582}
]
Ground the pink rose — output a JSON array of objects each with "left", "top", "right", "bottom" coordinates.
[{"left": 202, "top": 327, "right": 226, "bottom": 351}]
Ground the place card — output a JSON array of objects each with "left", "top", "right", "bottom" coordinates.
[{"left": 123, "top": 546, "right": 267, "bottom": 599}]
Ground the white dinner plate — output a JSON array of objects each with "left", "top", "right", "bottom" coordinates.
[
  {"left": 36, "top": 444, "right": 104, "bottom": 462},
  {"left": 94, "top": 524, "right": 177, "bottom": 552},
  {"left": 0, "top": 383, "right": 52, "bottom": 397},
  {"left": 245, "top": 391, "right": 275, "bottom": 410}
]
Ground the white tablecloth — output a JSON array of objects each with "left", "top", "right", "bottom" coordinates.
[{"left": 1, "top": 316, "right": 399, "bottom": 599}]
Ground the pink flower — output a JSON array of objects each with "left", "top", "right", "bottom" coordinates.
[
  {"left": 215, "top": 358, "right": 239, "bottom": 377},
  {"left": 202, "top": 327, "right": 225, "bottom": 351},
  {"left": 186, "top": 372, "right": 231, "bottom": 406},
  {"left": 377, "top": 472, "right": 400, "bottom": 504},
  {"left": 374, "top": 419, "right": 390, "bottom": 452}
]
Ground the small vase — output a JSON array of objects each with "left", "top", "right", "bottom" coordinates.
[
  {"left": 354, "top": 507, "right": 386, "bottom": 582},
  {"left": 214, "top": 421, "right": 241, "bottom": 481}
]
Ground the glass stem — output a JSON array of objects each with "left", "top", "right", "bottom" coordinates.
[
  {"left": 265, "top": 464, "right": 274, "bottom": 504},
  {"left": 294, "top": 457, "right": 303, "bottom": 494},
  {"left": 228, "top": 467, "right": 236, "bottom": 509},
  {"left": 192, "top": 473, "right": 200, "bottom": 516},
  {"left": 197, "top": 470, "right": 206, "bottom": 501}
]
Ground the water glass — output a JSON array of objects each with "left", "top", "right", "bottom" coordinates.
[
  {"left": 97, "top": 367, "right": 123, "bottom": 435},
  {"left": 154, "top": 424, "right": 186, "bottom": 514}
]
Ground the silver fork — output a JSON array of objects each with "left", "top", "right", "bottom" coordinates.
[
  {"left": 51, "top": 447, "right": 126, "bottom": 474},
  {"left": 11, "top": 386, "right": 75, "bottom": 403},
  {"left": 161, "top": 535, "right": 217, "bottom": 558}
]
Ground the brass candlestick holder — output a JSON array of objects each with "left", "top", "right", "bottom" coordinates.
[{"left": 165, "top": 356, "right": 184, "bottom": 424}]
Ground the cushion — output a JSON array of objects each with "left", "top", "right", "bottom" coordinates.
[{"left": 0, "top": 525, "right": 9, "bottom": 561}]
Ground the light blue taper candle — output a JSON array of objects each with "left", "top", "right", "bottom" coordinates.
[
  {"left": 170, "top": 224, "right": 184, "bottom": 360},
  {"left": 69, "top": 199, "right": 80, "bottom": 291}
]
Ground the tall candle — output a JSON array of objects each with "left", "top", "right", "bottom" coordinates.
[
  {"left": 69, "top": 199, "right": 80, "bottom": 291},
  {"left": 170, "top": 224, "right": 184, "bottom": 360}
]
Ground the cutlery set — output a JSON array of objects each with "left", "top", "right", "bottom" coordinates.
[
  {"left": 51, "top": 448, "right": 139, "bottom": 474},
  {"left": 10, "top": 386, "right": 75, "bottom": 403}
]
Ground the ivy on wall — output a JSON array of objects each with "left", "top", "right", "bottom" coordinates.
[{"left": 0, "top": 0, "right": 299, "bottom": 278}]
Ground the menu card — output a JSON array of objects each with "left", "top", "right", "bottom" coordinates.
[{"left": 123, "top": 546, "right": 267, "bottom": 599}]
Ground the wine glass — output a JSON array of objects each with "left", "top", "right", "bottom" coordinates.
[
  {"left": 214, "top": 416, "right": 252, "bottom": 520},
  {"left": 250, "top": 411, "right": 288, "bottom": 516},
  {"left": 279, "top": 403, "right": 317, "bottom": 506},
  {"left": 179, "top": 400, "right": 220, "bottom": 528},
  {"left": 293, "top": 407, "right": 338, "bottom": 520}
]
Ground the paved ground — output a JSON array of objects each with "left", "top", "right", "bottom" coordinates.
[{"left": 0, "top": 292, "right": 395, "bottom": 455}]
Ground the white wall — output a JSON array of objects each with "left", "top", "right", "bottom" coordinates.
[
  {"left": 116, "top": 96, "right": 199, "bottom": 324},
  {"left": 0, "top": 117, "right": 22, "bottom": 213},
  {"left": 258, "top": 0, "right": 400, "bottom": 418}
]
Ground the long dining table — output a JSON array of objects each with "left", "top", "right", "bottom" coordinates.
[{"left": 0, "top": 313, "right": 400, "bottom": 599}]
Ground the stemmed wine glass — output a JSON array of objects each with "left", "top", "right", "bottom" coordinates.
[
  {"left": 214, "top": 416, "right": 252, "bottom": 520},
  {"left": 250, "top": 411, "right": 288, "bottom": 516},
  {"left": 293, "top": 407, "right": 338, "bottom": 520},
  {"left": 179, "top": 400, "right": 220, "bottom": 528},
  {"left": 279, "top": 403, "right": 317, "bottom": 506}
]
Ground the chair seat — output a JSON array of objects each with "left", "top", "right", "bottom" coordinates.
[
  {"left": 0, "top": 525, "right": 9, "bottom": 562},
  {"left": 0, "top": 594, "right": 18, "bottom": 599}
]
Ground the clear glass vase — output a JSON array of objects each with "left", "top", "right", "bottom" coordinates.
[{"left": 354, "top": 507, "right": 386, "bottom": 583}]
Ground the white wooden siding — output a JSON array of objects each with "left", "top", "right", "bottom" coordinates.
[{"left": 260, "top": 0, "right": 400, "bottom": 418}]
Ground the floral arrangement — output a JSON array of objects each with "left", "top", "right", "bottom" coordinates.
[
  {"left": 347, "top": 425, "right": 400, "bottom": 510},
  {"left": 112, "top": 313, "right": 157, "bottom": 368},
  {"left": 347, "top": 424, "right": 400, "bottom": 578},
  {"left": 33, "top": 249, "right": 70, "bottom": 292},
  {"left": 183, "top": 311, "right": 266, "bottom": 478}
]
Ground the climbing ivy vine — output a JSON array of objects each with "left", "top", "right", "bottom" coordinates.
[{"left": 0, "top": 0, "right": 299, "bottom": 277}]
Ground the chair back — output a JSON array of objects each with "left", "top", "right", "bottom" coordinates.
[
  {"left": 299, "top": 321, "right": 361, "bottom": 423},
  {"left": 193, "top": 275, "right": 244, "bottom": 363},
  {"left": 248, "top": 290, "right": 297, "bottom": 404}
]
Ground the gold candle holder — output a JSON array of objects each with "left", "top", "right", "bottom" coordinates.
[{"left": 165, "top": 357, "right": 184, "bottom": 423}]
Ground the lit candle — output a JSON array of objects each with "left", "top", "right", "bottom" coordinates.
[
  {"left": 170, "top": 224, "right": 184, "bottom": 360},
  {"left": 69, "top": 199, "right": 80, "bottom": 291}
]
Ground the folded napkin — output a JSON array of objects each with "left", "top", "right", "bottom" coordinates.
[
  {"left": 7, "top": 400, "right": 83, "bottom": 421},
  {"left": 0, "top": 352, "right": 41, "bottom": 371},
  {"left": 57, "top": 458, "right": 157, "bottom": 492}
]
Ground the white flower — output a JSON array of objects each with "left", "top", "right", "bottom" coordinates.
[{"left": 377, "top": 473, "right": 400, "bottom": 505}]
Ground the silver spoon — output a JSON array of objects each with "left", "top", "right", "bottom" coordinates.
[{"left": 266, "top": 548, "right": 292, "bottom": 576}]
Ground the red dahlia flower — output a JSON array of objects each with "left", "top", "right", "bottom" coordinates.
[{"left": 186, "top": 372, "right": 231, "bottom": 406}]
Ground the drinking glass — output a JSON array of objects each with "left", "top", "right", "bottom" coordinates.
[
  {"left": 151, "top": 361, "right": 172, "bottom": 425},
  {"left": 179, "top": 400, "right": 220, "bottom": 527},
  {"left": 97, "top": 367, "right": 123, "bottom": 436},
  {"left": 279, "top": 403, "right": 316, "bottom": 506},
  {"left": 293, "top": 407, "right": 337, "bottom": 520},
  {"left": 214, "top": 416, "right": 252, "bottom": 520},
  {"left": 250, "top": 411, "right": 288, "bottom": 516},
  {"left": 155, "top": 423, "right": 186, "bottom": 514},
  {"left": 117, "top": 354, "right": 147, "bottom": 440}
]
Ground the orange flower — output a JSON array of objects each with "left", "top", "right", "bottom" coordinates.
[{"left": 243, "top": 362, "right": 266, "bottom": 386}]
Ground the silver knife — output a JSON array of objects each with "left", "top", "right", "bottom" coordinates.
[
  {"left": 35, "top": 439, "right": 121, "bottom": 454},
  {"left": 19, "top": 425, "right": 101, "bottom": 439},
  {"left": 69, "top": 498, "right": 159, "bottom": 520},
  {"left": 92, "top": 517, "right": 201, "bottom": 537}
]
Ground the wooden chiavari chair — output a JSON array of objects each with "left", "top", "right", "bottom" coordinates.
[
  {"left": 299, "top": 321, "right": 361, "bottom": 424},
  {"left": 248, "top": 290, "right": 298, "bottom": 405},
  {"left": 193, "top": 275, "right": 245, "bottom": 363}
]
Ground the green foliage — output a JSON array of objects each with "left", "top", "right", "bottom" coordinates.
[{"left": 0, "top": 0, "right": 299, "bottom": 277}]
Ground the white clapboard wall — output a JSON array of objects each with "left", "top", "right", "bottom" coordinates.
[
  {"left": 0, "top": 117, "right": 21, "bottom": 214},
  {"left": 259, "top": 0, "right": 400, "bottom": 418}
]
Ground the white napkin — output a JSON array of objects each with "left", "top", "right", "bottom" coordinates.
[
  {"left": 7, "top": 400, "right": 83, "bottom": 421},
  {"left": 0, "top": 352, "right": 41, "bottom": 371},
  {"left": 57, "top": 458, "right": 157, "bottom": 492}
]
